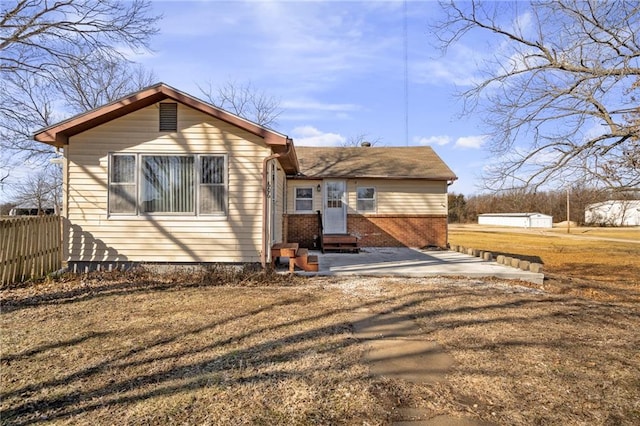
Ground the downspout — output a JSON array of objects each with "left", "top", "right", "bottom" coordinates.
[
  {"left": 261, "top": 140, "right": 292, "bottom": 269},
  {"left": 446, "top": 179, "right": 454, "bottom": 249}
]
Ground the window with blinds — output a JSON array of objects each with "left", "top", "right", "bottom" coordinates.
[
  {"left": 199, "top": 156, "right": 226, "bottom": 215},
  {"left": 141, "top": 156, "right": 195, "bottom": 213},
  {"left": 109, "top": 154, "right": 137, "bottom": 214},
  {"left": 108, "top": 153, "right": 227, "bottom": 216}
]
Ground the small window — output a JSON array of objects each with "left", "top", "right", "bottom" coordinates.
[
  {"left": 357, "top": 187, "right": 376, "bottom": 212},
  {"left": 199, "top": 156, "right": 226, "bottom": 215},
  {"left": 295, "top": 187, "right": 313, "bottom": 212},
  {"left": 109, "top": 154, "right": 137, "bottom": 214},
  {"left": 159, "top": 103, "right": 177, "bottom": 131}
]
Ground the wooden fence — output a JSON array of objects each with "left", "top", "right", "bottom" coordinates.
[{"left": 1, "top": 215, "right": 61, "bottom": 286}]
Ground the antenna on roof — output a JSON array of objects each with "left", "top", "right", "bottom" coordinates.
[{"left": 403, "top": 0, "right": 409, "bottom": 146}]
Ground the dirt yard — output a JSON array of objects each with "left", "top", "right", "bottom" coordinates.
[{"left": 1, "top": 270, "right": 638, "bottom": 425}]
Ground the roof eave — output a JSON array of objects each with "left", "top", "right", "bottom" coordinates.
[
  {"left": 293, "top": 174, "right": 458, "bottom": 180},
  {"left": 272, "top": 139, "right": 299, "bottom": 174},
  {"left": 33, "top": 83, "right": 290, "bottom": 148}
]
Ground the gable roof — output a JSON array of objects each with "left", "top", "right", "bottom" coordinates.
[
  {"left": 32, "top": 82, "right": 298, "bottom": 172},
  {"left": 294, "top": 146, "right": 457, "bottom": 180}
]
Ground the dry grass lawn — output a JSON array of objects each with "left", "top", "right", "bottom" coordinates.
[
  {"left": 546, "top": 227, "right": 640, "bottom": 241},
  {"left": 449, "top": 224, "right": 640, "bottom": 303},
  {"left": 1, "top": 270, "right": 639, "bottom": 425}
]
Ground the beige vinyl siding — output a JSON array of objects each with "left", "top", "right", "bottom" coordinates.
[
  {"left": 287, "top": 179, "right": 447, "bottom": 216},
  {"left": 347, "top": 179, "right": 447, "bottom": 215},
  {"left": 273, "top": 165, "right": 286, "bottom": 244},
  {"left": 287, "top": 180, "right": 322, "bottom": 213},
  {"left": 65, "top": 103, "right": 271, "bottom": 263}
]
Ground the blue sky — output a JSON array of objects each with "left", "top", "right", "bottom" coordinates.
[{"left": 135, "top": 0, "right": 490, "bottom": 195}]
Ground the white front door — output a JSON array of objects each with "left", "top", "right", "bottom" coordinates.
[{"left": 324, "top": 180, "right": 346, "bottom": 234}]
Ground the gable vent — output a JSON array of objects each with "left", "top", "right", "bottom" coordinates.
[{"left": 159, "top": 103, "right": 177, "bottom": 131}]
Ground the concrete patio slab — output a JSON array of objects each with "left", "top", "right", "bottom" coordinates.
[{"left": 300, "top": 248, "right": 544, "bottom": 284}]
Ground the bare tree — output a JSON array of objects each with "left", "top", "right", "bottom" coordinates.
[
  {"left": 1, "top": 0, "right": 159, "bottom": 80},
  {"left": 433, "top": 0, "right": 640, "bottom": 192},
  {"left": 0, "top": 57, "right": 157, "bottom": 172},
  {"left": 462, "top": 186, "right": 610, "bottom": 224},
  {"left": 0, "top": 72, "right": 58, "bottom": 167},
  {"left": 55, "top": 50, "right": 157, "bottom": 113},
  {"left": 0, "top": 0, "right": 160, "bottom": 180},
  {"left": 198, "top": 80, "right": 282, "bottom": 128},
  {"left": 9, "top": 165, "right": 62, "bottom": 215}
]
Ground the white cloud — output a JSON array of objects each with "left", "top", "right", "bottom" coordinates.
[
  {"left": 413, "top": 61, "right": 479, "bottom": 87},
  {"left": 248, "top": 2, "right": 400, "bottom": 92},
  {"left": 413, "top": 135, "right": 451, "bottom": 146},
  {"left": 281, "top": 99, "right": 361, "bottom": 113},
  {"left": 512, "top": 11, "right": 534, "bottom": 36},
  {"left": 455, "top": 135, "right": 487, "bottom": 149},
  {"left": 281, "top": 98, "right": 362, "bottom": 122},
  {"left": 412, "top": 44, "right": 486, "bottom": 87},
  {"left": 290, "top": 125, "right": 346, "bottom": 147}
]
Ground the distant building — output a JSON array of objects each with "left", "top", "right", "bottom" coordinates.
[
  {"left": 478, "top": 213, "right": 553, "bottom": 228},
  {"left": 585, "top": 200, "right": 640, "bottom": 226},
  {"left": 8, "top": 204, "right": 57, "bottom": 216}
]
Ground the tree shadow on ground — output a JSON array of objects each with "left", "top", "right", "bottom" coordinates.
[{"left": 1, "top": 278, "right": 638, "bottom": 425}]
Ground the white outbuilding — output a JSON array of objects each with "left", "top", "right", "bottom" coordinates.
[
  {"left": 478, "top": 213, "right": 553, "bottom": 228},
  {"left": 585, "top": 200, "right": 640, "bottom": 226}
]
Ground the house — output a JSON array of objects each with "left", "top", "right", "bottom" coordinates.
[
  {"left": 478, "top": 213, "right": 553, "bottom": 228},
  {"left": 286, "top": 146, "right": 456, "bottom": 249},
  {"left": 585, "top": 200, "right": 640, "bottom": 226},
  {"left": 33, "top": 83, "right": 456, "bottom": 271}
]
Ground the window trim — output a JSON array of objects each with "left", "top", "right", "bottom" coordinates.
[
  {"left": 197, "top": 154, "right": 228, "bottom": 217},
  {"left": 108, "top": 152, "right": 228, "bottom": 218},
  {"left": 294, "top": 186, "right": 314, "bottom": 213},
  {"left": 356, "top": 186, "right": 377, "bottom": 213},
  {"left": 108, "top": 153, "right": 138, "bottom": 216}
]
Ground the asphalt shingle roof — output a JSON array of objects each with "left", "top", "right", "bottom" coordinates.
[{"left": 294, "top": 146, "right": 457, "bottom": 180}]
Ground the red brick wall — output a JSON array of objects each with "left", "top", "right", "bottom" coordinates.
[
  {"left": 285, "top": 214, "right": 448, "bottom": 249},
  {"left": 348, "top": 215, "right": 448, "bottom": 248},
  {"left": 285, "top": 214, "right": 321, "bottom": 249}
]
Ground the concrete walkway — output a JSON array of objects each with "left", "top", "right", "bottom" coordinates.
[
  {"left": 352, "top": 310, "right": 496, "bottom": 426},
  {"left": 303, "top": 248, "right": 543, "bottom": 284}
]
